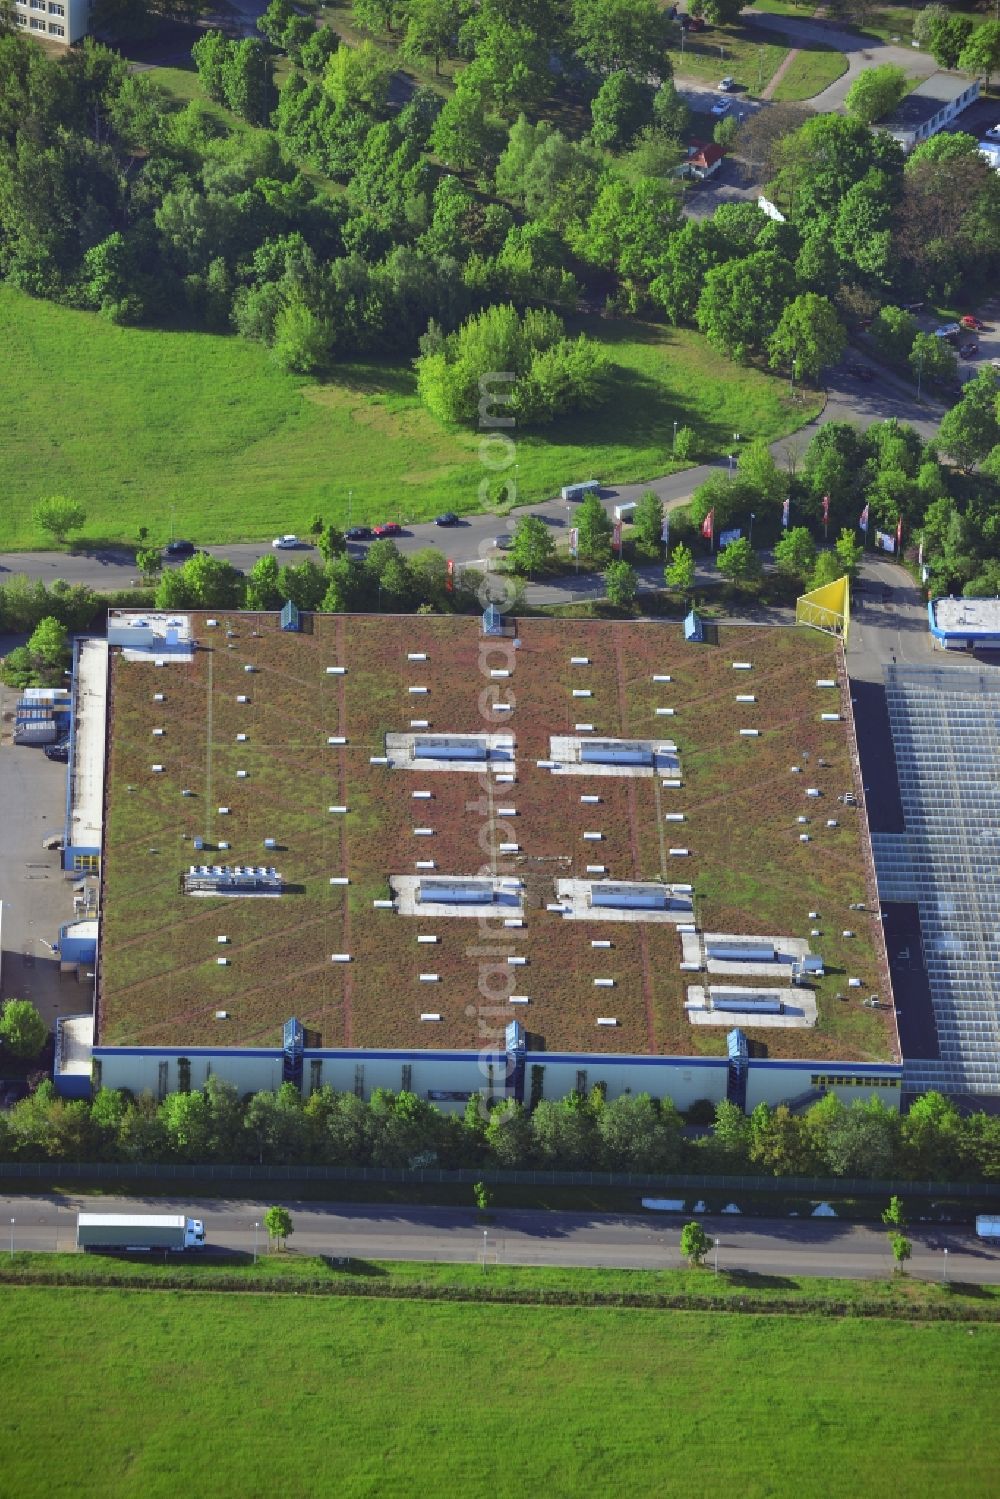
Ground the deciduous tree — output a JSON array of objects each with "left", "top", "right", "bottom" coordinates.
[
  {"left": 604, "top": 559, "right": 638, "bottom": 608},
  {"left": 680, "top": 1220, "right": 710, "bottom": 1266},
  {"left": 264, "top": 1204, "right": 294, "bottom": 1248},
  {"left": 844, "top": 64, "right": 907, "bottom": 125},
  {"left": 33, "top": 495, "right": 86, "bottom": 545},
  {"left": 0, "top": 999, "right": 47, "bottom": 1059},
  {"left": 508, "top": 514, "right": 555, "bottom": 575}
]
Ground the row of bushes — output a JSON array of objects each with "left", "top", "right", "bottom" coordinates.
[{"left": 5, "top": 1077, "right": 1000, "bottom": 1183}]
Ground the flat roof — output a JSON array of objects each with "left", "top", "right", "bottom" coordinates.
[
  {"left": 97, "top": 613, "right": 893, "bottom": 1064},
  {"left": 883, "top": 71, "right": 976, "bottom": 130},
  {"left": 55, "top": 1014, "right": 95, "bottom": 1077},
  {"left": 68, "top": 638, "right": 107, "bottom": 851},
  {"left": 930, "top": 597, "right": 1000, "bottom": 638}
]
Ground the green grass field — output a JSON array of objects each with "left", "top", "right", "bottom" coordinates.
[
  {"left": 769, "top": 43, "right": 849, "bottom": 102},
  {"left": 0, "top": 289, "right": 818, "bottom": 551},
  {"left": 5, "top": 1250, "right": 1000, "bottom": 1314},
  {"left": 0, "top": 1287, "right": 997, "bottom": 1496}
]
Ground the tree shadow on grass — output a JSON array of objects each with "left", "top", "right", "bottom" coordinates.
[
  {"left": 718, "top": 1268, "right": 801, "bottom": 1292},
  {"left": 321, "top": 1255, "right": 388, "bottom": 1278},
  {"left": 313, "top": 361, "right": 418, "bottom": 401}
]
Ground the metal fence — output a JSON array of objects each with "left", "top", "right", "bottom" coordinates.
[{"left": 0, "top": 1160, "right": 996, "bottom": 1200}]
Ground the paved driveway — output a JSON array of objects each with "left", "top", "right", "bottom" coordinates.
[
  {"left": 0, "top": 680, "right": 79, "bottom": 1031},
  {"left": 745, "top": 10, "right": 939, "bottom": 111}
]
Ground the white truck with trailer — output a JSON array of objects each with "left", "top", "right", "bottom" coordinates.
[{"left": 77, "top": 1213, "right": 206, "bottom": 1252}]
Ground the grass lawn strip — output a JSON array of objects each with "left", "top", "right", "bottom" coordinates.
[{"left": 0, "top": 1284, "right": 996, "bottom": 1497}]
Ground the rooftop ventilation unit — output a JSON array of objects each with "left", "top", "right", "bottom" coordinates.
[
  {"left": 581, "top": 741, "right": 653, "bottom": 766},
  {"left": 418, "top": 879, "right": 495, "bottom": 905},
  {"left": 590, "top": 883, "right": 669, "bottom": 911}
]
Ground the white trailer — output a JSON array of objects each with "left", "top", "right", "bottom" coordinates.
[
  {"left": 77, "top": 1213, "right": 206, "bottom": 1252},
  {"left": 613, "top": 502, "right": 636, "bottom": 523},
  {"left": 975, "top": 1215, "right": 1000, "bottom": 1240}
]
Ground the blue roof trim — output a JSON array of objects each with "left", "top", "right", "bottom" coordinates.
[
  {"left": 750, "top": 1059, "right": 903, "bottom": 1073},
  {"left": 529, "top": 1053, "right": 727, "bottom": 1067}
]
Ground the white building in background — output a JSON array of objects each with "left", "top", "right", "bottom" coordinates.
[
  {"left": 11, "top": 0, "right": 90, "bottom": 44},
  {"left": 879, "top": 72, "right": 980, "bottom": 153}
]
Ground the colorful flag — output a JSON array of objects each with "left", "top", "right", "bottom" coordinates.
[
  {"left": 858, "top": 503, "right": 869, "bottom": 533},
  {"left": 701, "top": 508, "right": 715, "bottom": 541},
  {"left": 445, "top": 558, "right": 454, "bottom": 592},
  {"left": 917, "top": 539, "right": 924, "bottom": 567},
  {"left": 821, "top": 494, "right": 830, "bottom": 525},
  {"left": 612, "top": 521, "right": 623, "bottom": 554},
  {"left": 781, "top": 497, "right": 790, "bottom": 529},
  {"left": 569, "top": 528, "right": 579, "bottom": 558},
  {"left": 661, "top": 515, "right": 670, "bottom": 545},
  {"left": 896, "top": 516, "right": 903, "bottom": 553}
]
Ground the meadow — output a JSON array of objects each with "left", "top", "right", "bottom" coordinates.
[
  {"left": 0, "top": 289, "right": 818, "bottom": 551},
  {"left": 0, "top": 1286, "right": 996, "bottom": 1497}
]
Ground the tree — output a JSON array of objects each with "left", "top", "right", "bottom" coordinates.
[
  {"left": 937, "top": 370, "right": 1000, "bottom": 473},
  {"left": 652, "top": 80, "right": 691, "bottom": 141},
  {"left": 604, "top": 559, "right": 638, "bottom": 608},
  {"left": 738, "top": 438, "right": 785, "bottom": 507},
  {"left": 769, "top": 294, "right": 847, "bottom": 382},
  {"left": 324, "top": 39, "right": 391, "bottom": 112},
  {"left": 33, "top": 495, "right": 86, "bottom": 545},
  {"left": 834, "top": 528, "right": 864, "bottom": 579},
  {"left": 717, "top": 536, "right": 761, "bottom": 583},
  {"left": 272, "top": 287, "right": 331, "bottom": 373},
  {"left": 912, "top": 3, "right": 949, "bottom": 51},
  {"left": 191, "top": 30, "right": 230, "bottom": 102},
  {"left": 596, "top": 1093, "right": 682, "bottom": 1171},
  {"left": 633, "top": 490, "right": 664, "bottom": 552},
  {"left": 844, "top": 64, "right": 907, "bottom": 125},
  {"left": 773, "top": 525, "right": 817, "bottom": 583},
  {"left": 245, "top": 553, "right": 283, "bottom": 611},
  {"left": 890, "top": 1232, "right": 912, "bottom": 1274},
  {"left": 484, "top": 1098, "right": 534, "bottom": 1167},
  {"left": 530, "top": 1095, "right": 599, "bottom": 1168},
  {"left": 401, "top": 0, "right": 459, "bottom": 74},
  {"left": 264, "top": 1204, "right": 294, "bottom": 1249},
  {"left": 927, "top": 11, "right": 974, "bottom": 68},
  {"left": 908, "top": 331, "right": 956, "bottom": 391},
  {"left": 665, "top": 541, "right": 695, "bottom": 593},
  {"left": 135, "top": 547, "right": 162, "bottom": 584},
  {"left": 590, "top": 70, "right": 653, "bottom": 152},
  {"left": 957, "top": 22, "right": 1000, "bottom": 87},
  {"left": 430, "top": 76, "right": 505, "bottom": 172},
  {"left": 572, "top": 0, "right": 673, "bottom": 79},
  {"left": 673, "top": 426, "right": 696, "bottom": 461},
  {"left": 881, "top": 1194, "right": 906, "bottom": 1229},
  {"left": 27, "top": 616, "right": 69, "bottom": 669},
  {"left": 696, "top": 251, "right": 795, "bottom": 361},
  {"left": 679, "top": 1220, "right": 710, "bottom": 1266},
  {"left": 508, "top": 515, "right": 555, "bottom": 575},
  {"left": 577, "top": 490, "right": 613, "bottom": 565},
  {"left": 871, "top": 305, "right": 917, "bottom": 364},
  {"left": 473, "top": 1180, "right": 492, "bottom": 1211},
  {"left": 221, "top": 38, "right": 274, "bottom": 125},
  {"left": 0, "top": 999, "right": 47, "bottom": 1059}
]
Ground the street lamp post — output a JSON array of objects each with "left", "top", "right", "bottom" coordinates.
[
  {"left": 347, "top": 489, "right": 353, "bottom": 529},
  {"left": 714, "top": 1237, "right": 720, "bottom": 1275},
  {"left": 253, "top": 1220, "right": 260, "bottom": 1266},
  {"left": 915, "top": 351, "right": 923, "bottom": 405},
  {"left": 943, "top": 1247, "right": 948, "bottom": 1284},
  {"left": 9, "top": 1217, "right": 14, "bottom": 1259},
  {"left": 748, "top": 512, "right": 755, "bottom": 546},
  {"left": 482, "top": 1230, "right": 488, "bottom": 1272},
  {"left": 672, "top": 419, "right": 678, "bottom": 453},
  {"left": 727, "top": 453, "right": 735, "bottom": 480}
]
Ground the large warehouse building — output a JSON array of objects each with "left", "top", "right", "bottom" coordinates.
[{"left": 55, "top": 609, "right": 903, "bottom": 1109}]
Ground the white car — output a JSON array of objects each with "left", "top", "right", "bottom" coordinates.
[
  {"left": 271, "top": 534, "right": 299, "bottom": 549},
  {"left": 985, "top": 123, "right": 1000, "bottom": 140},
  {"left": 711, "top": 98, "right": 732, "bottom": 116},
  {"left": 493, "top": 534, "right": 512, "bottom": 551}
]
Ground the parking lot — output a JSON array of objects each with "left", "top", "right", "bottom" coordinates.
[{"left": 0, "top": 674, "right": 80, "bottom": 1034}]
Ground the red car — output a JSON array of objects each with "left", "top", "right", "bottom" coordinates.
[
  {"left": 961, "top": 315, "right": 987, "bottom": 331},
  {"left": 372, "top": 522, "right": 402, "bottom": 537}
]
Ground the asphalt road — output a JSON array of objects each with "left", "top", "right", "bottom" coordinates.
[{"left": 9, "top": 1194, "right": 998, "bottom": 1280}]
